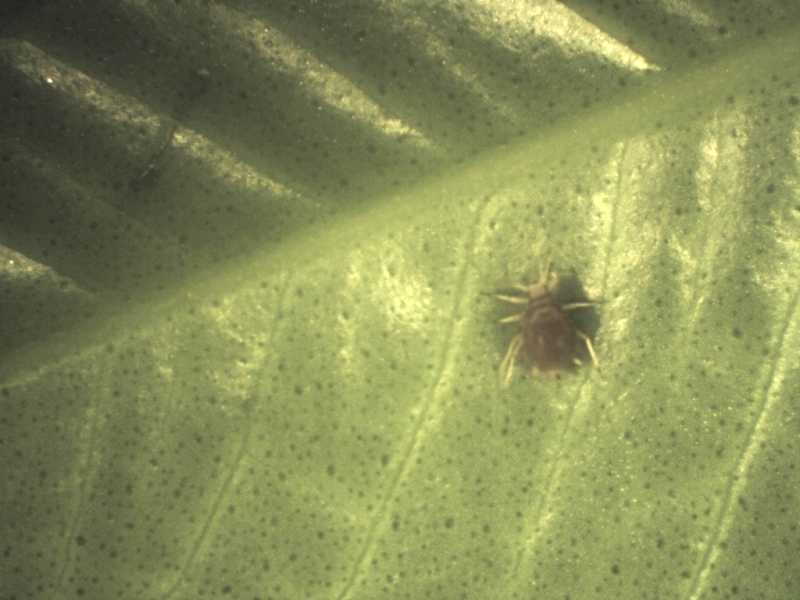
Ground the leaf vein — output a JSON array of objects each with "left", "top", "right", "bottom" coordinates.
[
  {"left": 509, "top": 149, "right": 623, "bottom": 582},
  {"left": 161, "top": 282, "right": 290, "bottom": 600},
  {"left": 335, "top": 200, "right": 490, "bottom": 600},
  {"left": 53, "top": 371, "right": 103, "bottom": 598},
  {"left": 683, "top": 283, "right": 800, "bottom": 600}
]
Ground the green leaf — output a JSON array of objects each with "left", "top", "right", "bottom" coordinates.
[{"left": 2, "top": 2, "right": 800, "bottom": 599}]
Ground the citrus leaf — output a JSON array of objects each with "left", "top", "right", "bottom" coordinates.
[{"left": 2, "top": 2, "right": 800, "bottom": 600}]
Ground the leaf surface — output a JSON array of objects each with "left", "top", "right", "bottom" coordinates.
[{"left": 1, "top": 2, "right": 800, "bottom": 599}]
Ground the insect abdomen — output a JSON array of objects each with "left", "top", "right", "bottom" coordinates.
[{"left": 522, "top": 304, "right": 577, "bottom": 371}]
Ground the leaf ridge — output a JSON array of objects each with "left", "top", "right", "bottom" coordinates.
[
  {"left": 683, "top": 282, "right": 800, "bottom": 600},
  {"left": 335, "top": 199, "right": 493, "bottom": 600},
  {"left": 508, "top": 361, "right": 594, "bottom": 580},
  {"left": 599, "top": 141, "right": 627, "bottom": 293},
  {"left": 160, "top": 410, "right": 254, "bottom": 599},
  {"left": 509, "top": 149, "right": 625, "bottom": 582},
  {"left": 161, "top": 283, "right": 290, "bottom": 600},
  {"left": 53, "top": 369, "right": 103, "bottom": 598}
]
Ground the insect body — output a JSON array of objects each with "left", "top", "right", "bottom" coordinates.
[{"left": 497, "top": 262, "right": 598, "bottom": 385}]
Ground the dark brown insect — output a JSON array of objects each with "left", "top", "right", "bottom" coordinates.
[{"left": 497, "top": 262, "right": 598, "bottom": 385}]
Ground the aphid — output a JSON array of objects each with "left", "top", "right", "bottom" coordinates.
[{"left": 497, "top": 262, "right": 598, "bottom": 385}]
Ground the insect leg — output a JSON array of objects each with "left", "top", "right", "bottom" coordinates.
[
  {"left": 561, "top": 301, "right": 596, "bottom": 311},
  {"left": 498, "top": 313, "right": 523, "bottom": 324},
  {"left": 496, "top": 293, "right": 529, "bottom": 304},
  {"left": 576, "top": 330, "right": 599, "bottom": 366},
  {"left": 500, "top": 334, "right": 523, "bottom": 386}
]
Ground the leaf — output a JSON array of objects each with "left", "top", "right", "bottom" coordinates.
[{"left": 2, "top": 2, "right": 800, "bottom": 599}]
